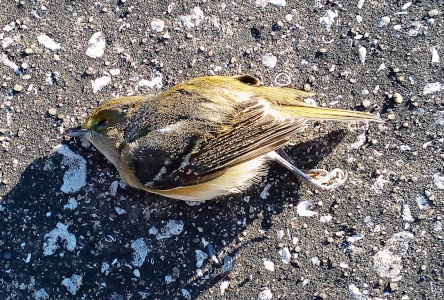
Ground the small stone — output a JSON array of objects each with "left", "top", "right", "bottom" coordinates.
[
  {"left": 397, "top": 76, "right": 405, "bottom": 82},
  {"left": 21, "top": 62, "right": 29, "bottom": 69},
  {"left": 230, "top": 57, "right": 237, "bottom": 64},
  {"left": 390, "top": 282, "right": 399, "bottom": 291},
  {"left": 428, "top": 9, "right": 439, "bottom": 17},
  {"left": 48, "top": 108, "right": 57, "bottom": 116},
  {"left": 319, "top": 48, "right": 327, "bottom": 53},
  {"left": 378, "top": 17, "right": 390, "bottom": 27},
  {"left": 24, "top": 48, "right": 33, "bottom": 54},
  {"left": 362, "top": 99, "right": 371, "bottom": 108},
  {"left": 393, "top": 93, "right": 403, "bottom": 103},
  {"left": 262, "top": 53, "right": 277, "bottom": 68},
  {"left": 13, "top": 84, "right": 23, "bottom": 92},
  {"left": 303, "top": 83, "right": 311, "bottom": 92},
  {"left": 349, "top": 78, "right": 357, "bottom": 83}
]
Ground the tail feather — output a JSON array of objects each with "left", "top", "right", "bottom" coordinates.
[{"left": 274, "top": 105, "right": 382, "bottom": 122}]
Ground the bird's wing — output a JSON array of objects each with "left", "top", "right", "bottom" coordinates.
[{"left": 171, "top": 98, "right": 307, "bottom": 186}]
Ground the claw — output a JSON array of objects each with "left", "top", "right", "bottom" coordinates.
[
  {"left": 269, "top": 150, "right": 348, "bottom": 192},
  {"left": 305, "top": 168, "right": 348, "bottom": 191}
]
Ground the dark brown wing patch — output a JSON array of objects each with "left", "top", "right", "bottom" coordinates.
[{"left": 180, "top": 98, "right": 307, "bottom": 180}]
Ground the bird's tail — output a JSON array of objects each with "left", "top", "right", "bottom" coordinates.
[
  {"left": 274, "top": 105, "right": 382, "bottom": 122},
  {"left": 253, "top": 86, "right": 381, "bottom": 122}
]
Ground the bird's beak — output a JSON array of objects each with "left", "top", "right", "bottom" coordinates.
[{"left": 65, "top": 127, "right": 89, "bottom": 137}]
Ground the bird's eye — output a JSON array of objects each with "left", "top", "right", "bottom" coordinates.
[{"left": 97, "top": 119, "right": 108, "bottom": 127}]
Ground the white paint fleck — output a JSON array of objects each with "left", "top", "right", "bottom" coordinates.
[
  {"left": 260, "top": 183, "right": 272, "bottom": 199},
  {"left": 131, "top": 238, "right": 148, "bottom": 267},
  {"left": 1, "top": 53, "right": 18, "bottom": 71},
  {"left": 92, "top": 76, "right": 111, "bottom": 93},
  {"left": 373, "top": 231, "right": 414, "bottom": 278},
  {"left": 34, "top": 288, "right": 49, "bottom": 300},
  {"left": 433, "top": 173, "right": 444, "bottom": 189},
  {"left": 156, "top": 220, "right": 184, "bottom": 240},
  {"left": 61, "top": 274, "right": 83, "bottom": 295},
  {"left": 320, "top": 215, "right": 332, "bottom": 223},
  {"left": 255, "top": 0, "right": 286, "bottom": 8},
  {"left": 133, "top": 269, "right": 140, "bottom": 277},
  {"left": 109, "top": 181, "right": 119, "bottom": 196},
  {"left": 43, "top": 223, "right": 76, "bottom": 256},
  {"left": 423, "top": 82, "right": 443, "bottom": 95},
  {"left": 2, "top": 36, "right": 14, "bottom": 48},
  {"left": 179, "top": 7, "right": 204, "bottom": 29},
  {"left": 258, "top": 287, "right": 273, "bottom": 300},
  {"left": 264, "top": 259, "right": 275, "bottom": 271},
  {"left": 371, "top": 175, "right": 389, "bottom": 194},
  {"left": 279, "top": 247, "right": 291, "bottom": 264},
  {"left": 434, "top": 111, "right": 444, "bottom": 126},
  {"left": 378, "top": 16, "right": 390, "bottom": 27},
  {"left": 431, "top": 46, "right": 440, "bottom": 63},
  {"left": 109, "top": 68, "right": 121, "bottom": 76},
  {"left": 311, "top": 256, "right": 320, "bottom": 266},
  {"left": 101, "top": 262, "right": 110, "bottom": 275},
  {"left": 319, "top": 10, "right": 338, "bottom": 32},
  {"left": 348, "top": 283, "right": 363, "bottom": 298},
  {"left": 349, "top": 133, "right": 366, "bottom": 149},
  {"left": 86, "top": 32, "right": 106, "bottom": 58},
  {"left": 151, "top": 18, "right": 165, "bottom": 32},
  {"left": 402, "top": 204, "right": 414, "bottom": 222},
  {"left": 115, "top": 207, "right": 126, "bottom": 215},
  {"left": 54, "top": 145, "right": 86, "bottom": 193},
  {"left": 358, "top": 46, "right": 367, "bottom": 64},
  {"left": 37, "top": 34, "right": 60, "bottom": 51},
  {"left": 181, "top": 289, "right": 191, "bottom": 300},
  {"left": 261, "top": 53, "right": 277, "bottom": 69},
  {"left": 297, "top": 200, "right": 317, "bottom": 217},
  {"left": 63, "top": 198, "right": 78, "bottom": 210},
  {"left": 165, "top": 275, "right": 175, "bottom": 284},
  {"left": 3, "top": 21, "right": 16, "bottom": 32},
  {"left": 195, "top": 249, "right": 208, "bottom": 267},
  {"left": 373, "top": 249, "right": 402, "bottom": 278},
  {"left": 220, "top": 281, "right": 230, "bottom": 295},
  {"left": 138, "top": 69, "right": 163, "bottom": 89}
]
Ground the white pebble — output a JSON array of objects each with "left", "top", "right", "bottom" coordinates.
[
  {"left": 262, "top": 53, "right": 277, "bottom": 68},
  {"left": 393, "top": 24, "right": 402, "bottom": 30},
  {"left": 263, "top": 259, "right": 275, "bottom": 271},
  {"left": 431, "top": 47, "right": 440, "bottom": 63},
  {"left": 319, "top": 10, "right": 338, "bottom": 32},
  {"left": 356, "top": 15, "right": 363, "bottom": 23},
  {"left": 297, "top": 200, "right": 317, "bottom": 217},
  {"left": 423, "top": 82, "right": 443, "bottom": 95},
  {"left": 433, "top": 173, "right": 444, "bottom": 189},
  {"left": 258, "top": 288, "right": 273, "bottom": 300},
  {"left": 86, "top": 32, "right": 106, "bottom": 58},
  {"left": 220, "top": 281, "right": 230, "bottom": 295},
  {"left": 255, "top": 0, "right": 286, "bottom": 8},
  {"left": 92, "top": 76, "right": 111, "bottom": 93},
  {"left": 358, "top": 46, "right": 367, "bottom": 64},
  {"left": 109, "top": 68, "right": 121, "bottom": 76},
  {"left": 402, "top": 2, "right": 412, "bottom": 10},
  {"left": 378, "top": 17, "right": 390, "bottom": 27},
  {"left": 279, "top": 247, "right": 291, "bottom": 264},
  {"left": 37, "top": 34, "right": 61, "bottom": 51},
  {"left": 357, "top": 0, "right": 365, "bottom": 9},
  {"left": 151, "top": 18, "right": 165, "bottom": 32}
]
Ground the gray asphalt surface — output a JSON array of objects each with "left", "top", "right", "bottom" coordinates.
[{"left": 1, "top": 0, "right": 443, "bottom": 299}]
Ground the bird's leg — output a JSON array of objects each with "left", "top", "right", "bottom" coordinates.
[{"left": 270, "top": 149, "right": 348, "bottom": 191}]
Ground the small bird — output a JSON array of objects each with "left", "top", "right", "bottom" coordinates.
[{"left": 68, "top": 75, "right": 381, "bottom": 201}]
